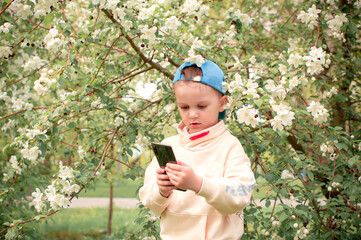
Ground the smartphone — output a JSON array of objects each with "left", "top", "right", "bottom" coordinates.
[
  {"left": 151, "top": 142, "right": 176, "bottom": 167},
  {"left": 151, "top": 142, "right": 185, "bottom": 192}
]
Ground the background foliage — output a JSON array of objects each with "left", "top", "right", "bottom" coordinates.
[{"left": 0, "top": 0, "right": 360, "bottom": 239}]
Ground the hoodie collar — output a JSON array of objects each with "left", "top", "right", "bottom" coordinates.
[{"left": 177, "top": 120, "right": 227, "bottom": 149}]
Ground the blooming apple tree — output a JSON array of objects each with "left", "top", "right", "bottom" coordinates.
[{"left": 0, "top": 0, "right": 360, "bottom": 239}]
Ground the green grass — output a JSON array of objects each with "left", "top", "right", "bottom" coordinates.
[
  {"left": 32, "top": 207, "right": 142, "bottom": 239},
  {"left": 79, "top": 179, "right": 140, "bottom": 198}
]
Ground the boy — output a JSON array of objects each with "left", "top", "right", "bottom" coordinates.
[{"left": 139, "top": 59, "right": 255, "bottom": 240}]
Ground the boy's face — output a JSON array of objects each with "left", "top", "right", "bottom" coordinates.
[{"left": 174, "top": 81, "right": 227, "bottom": 134}]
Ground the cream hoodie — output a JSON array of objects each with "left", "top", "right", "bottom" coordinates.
[{"left": 139, "top": 121, "right": 255, "bottom": 240}]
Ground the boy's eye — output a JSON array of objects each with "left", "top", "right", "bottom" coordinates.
[
  {"left": 180, "top": 106, "right": 189, "bottom": 110},
  {"left": 198, "top": 105, "right": 207, "bottom": 109}
]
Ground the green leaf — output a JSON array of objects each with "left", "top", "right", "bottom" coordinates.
[
  {"left": 86, "top": 37, "right": 93, "bottom": 43},
  {"left": 348, "top": 156, "right": 359, "bottom": 167},
  {"left": 349, "top": 22, "right": 357, "bottom": 35},
  {"left": 43, "top": 13, "right": 55, "bottom": 27},
  {"left": 5, "top": 227, "right": 19, "bottom": 240},
  {"left": 307, "top": 171, "right": 314, "bottom": 181},
  {"left": 68, "top": 122, "right": 76, "bottom": 130},
  {"left": 254, "top": 99, "right": 263, "bottom": 108},
  {"left": 265, "top": 200, "right": 271, "bottom": 208}
]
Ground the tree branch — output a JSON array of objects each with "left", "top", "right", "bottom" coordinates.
[{"left": 101, "top": 9, "right": 174, "bottom": 80}]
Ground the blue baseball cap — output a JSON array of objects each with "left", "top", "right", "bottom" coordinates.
[{"left": 172, "top": 59, "right": 226, "bottom": 119}]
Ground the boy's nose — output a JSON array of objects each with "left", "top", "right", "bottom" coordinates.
[{"left": 189, "top": 109, "right": 199, "bottom": 118}]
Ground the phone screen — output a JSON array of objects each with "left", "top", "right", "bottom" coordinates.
[{"left": 151, "top": 142, "right": 176, "bottom": 167}]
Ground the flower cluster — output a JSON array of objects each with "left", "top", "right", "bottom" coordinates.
[
  {"left": 307, "top": 101, "right": 329, "bottom": 123},
  {"left": 320, "top": 140, "right": 337, "bottom": 160},
  {"left": 184, "top": 49, "right": 205, "bottom": 67},
  {"left": 9, "top": 1, "right": 32, "bottom": 20},
  {"left": 322, "top": 86, "right": 338, "bottom": 98},
  {"left": 281, "top": 169, "right": 295, "bottom": 180},
  {"left": 30, "top": 162, "right": 80, "bottom": 212},
  {"left": 270, "top": 103, "right": 295, "bottom": 131},
  {"left": 236, "top": 106, "right": 263, "bottom": 128},
  {"left": 287, "top": 52, "right": 303, "bottom": 68},
  {"left": 20, "top": 143, "right": 42, "bottom": 165},
  {"left": 326, "top": 13, "right": 348, "bottom": 40},
  {"left": 0, "top": 22, "right": 13, "bottom": 34},
  {"left": 0, "top": 43, "right": 12, "bottom": 59},
  {"left": 182, "top": 0, "right": 201, "bottom": 15},
  {"left": 43, "top": 28, "right": 66, "bottom": 53},
  {"left": 297, "top": 5, "right": 321, "bottom": 29},
  {"left": 9, "top": 156, "right": 22, "bottom": 175},
  {"left": 228, "top": 73, "right": 260, "bottom": 99},
  {"left": 294, "top": 227, "right": 309, "bottom": 239},
  {"left": 34, "top": 0, "right": 58, "bottom": 18},
  {"left": 327, "top": 181, "right": 341, "bottom": 192},
  {"left": 164, "top": 16, "right": 181, "bottom": 33},
  {"left": 77, "top": 146, "right": 87, "bottom": 159},
  {"left": 234, "top": 10, "right": 253, "bottom": 27},
  {"left": 140, "top": 25, "right": 158, "bottom": 46},
  {"left": 22, "top": 55, "right": 44, "bottom": 72},
  {"left": 265, "top": 80, "right": 287, "bottom": 100},
  {"left": 303, "top": 47, "right": 330, "bottom": 75},
  {"left": 33, "top": 68, "right": 57, "bottom": 96}
]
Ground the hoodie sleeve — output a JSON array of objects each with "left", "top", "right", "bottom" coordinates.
[
  {"left": 138, "top": 156, "right": 171, "bottom": 216},
  {"left": 197, "top": 142, "right": 256, "bottom": 216}
]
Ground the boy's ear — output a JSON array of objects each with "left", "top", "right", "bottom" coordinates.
[{"left": 219, "top": 95, "right": 228, "bottom": 111}]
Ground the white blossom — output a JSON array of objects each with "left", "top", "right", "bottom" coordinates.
[
  {"left": 297, "top": 5, "right": 320, "bottom": 29},
  {"left": 279, "top": 64, "right": 287, "bottom": 75},
  {"left": 140, "top": 25, "right": 157, "bottom": 44},
  {"left": 33, "top": 0, "right": 58, "bottom": 18},
  {"left": 23, "top": 56, "right": 44, "bottom": 72},
  {"left": 287, "top": 52, "right": 303, "bottom": 68},
  {"left": 281, "top": 170, "right": 295, "bottom": 179},
  {"left": 236, "top": 106, "right": 263, "bottom": 128},
  {"left": 249, "top": 55, "right": 256, "bottom": 64},
  {"left": 33, "top": 68, "right": 56, "bottom": 96},
  {"left": 123, "top": 20, "right": 133, "bottom": 31},
  {"left": 43, "top": 28, "right": 66, "bottom": 53},
  {"left": 293, "top": 227, "right": 309, "bottom": 240},
  {"left": 31, "top": 188, "right": 45, "bottom": 212},
  {"left": 77, "top": 146, "right": 87, "bottom": 159},
  {"left": 303, "top": 47, "right": 328, "bottom": 75},
  {"left": 9, "top": 156, "right": 22, "bottom": 175},
  {"left": 138, "top": 5, "right": 157, "bottom": 20},
  {"left": 58, "top": 161, "right": 74, "bottom": 180},
  {"left": 113, "top": 8, "right": 126, "bottom": 22},
  {"left": 20, "top": 144, "right": 42, "bottom": 164},
  {"left": 270, "top": 103, "right": 295, "bottom": 131},
  {"left": 0, "top": 46, "right": 12, "bottom": 58},
  {"left": 182, "top": 0, "right": 201, "bottom": 15},
  {"left": 184, "top": 49, "right": 205, "bottom": 67},
  {"left": 307, "top": 101, "right": 329, "bottom": 123},
  {"left": 327, "top": 14, "right": 348, "bottom": 40},
  {"left": 0, "top": 22, "right": 13, "bottom": 33},
  {"left": 234, "top": 10, "right": 253, "bottom": 27},
  {"left": 165, "top": 16, "right": 181, "bottom": 33}
]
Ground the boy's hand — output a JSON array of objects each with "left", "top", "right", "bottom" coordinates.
[
  {"left": 156, "top": 167, "right": 176, "bottom": 198},
  {"left": 165, "top": 161, "right": 203, "bottom": 193}
]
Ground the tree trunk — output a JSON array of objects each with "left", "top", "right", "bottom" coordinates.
[{"left": 107, "top": 183, "right": 113, "bottom": 236}]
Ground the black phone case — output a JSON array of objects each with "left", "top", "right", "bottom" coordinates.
[{"left": 151, "top": 142, "right": 176, "bottom": 167}]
